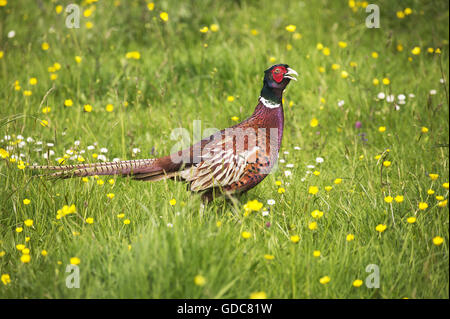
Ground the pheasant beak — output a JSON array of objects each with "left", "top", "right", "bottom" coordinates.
[{"left": 284, "top": 68, "right": 298, "bottom": 81}]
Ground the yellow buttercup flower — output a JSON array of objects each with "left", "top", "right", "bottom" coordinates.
[
  {"left": 406, "top": 217, "right": 416, "bottom": 224},
  {"left": 376, "top": 224, "right": 387, "bottom": 233},
  {"left": 290, "top": 235, "right": 300, "bottom": 243},
  {"left": 41, "top": 42, "right": 49, "bottom": 51},
  {"left": 23, "top": 198, "right": 31, "bottom": 205},
  {"left": 346, "top": 234, "right": 355, "bottom": 242},
  {"left": 169, "top": 199, "right": 176, "bottom": 206},
  {"left": 418, "top": 202, "right": 428, "bottom": 210},
  {"left": 353, "top": 279, "right": 363, "bottom": 287},
  {"left": 24, "top": 219, "right": 33, "bottom": 227},
  {"left": 432, "top": 236, "right": 444, "bottom": 246},
  {"left": 70, "top": 257, "right": 80, "bottom": 265},
  {"left": 382, "top": 78, "right": 390, "bottom": 85},
  {"left": 160, "top": 12, "right": 169, "bottom": 22},
  {"left": 411, "top": 46, "right": 421, "bottom": 55},
  {"left": 421, "top": 127, "right": 429, "bottom": 133},
  {"left": 147, "top": 2, "right": 154, "bottom": 11},
  {"left": 442, "top": 183, "right": 449, "bottom": 190},
  {"left": 250, "top": 291, "right": 267, "bottom": 299},
  {"left": 384, "top": 196, "right": 393, "bottom": 203},
  {"left": 84, "top": 104, "right": 93, "bottom": 112},
  {"left": 383, "top": 161, "right": 391, "bottom": 167},
  {"left": 285, "top": 24, "right": 296, "bottom": 32},
  {"left": 126, "top": 51, "right": 141, "bottom": 60},
  {"left": 105, "top": 104, "right": 114, "bottom": 112},
  {"left": 308, "top": 222, "right": 318, "bottom": 230},
  {"left": 394, "top": 195, "right": 404, "bottom": 203},
  {"left": 311, "top": 210, "right": 324, "bottom": 219},
  {"left": 313, "top": 250, "right": 321, "bottom": 257},
  {"left": 194, "top": 275, "right": 206, "bottom": 286},
  {"left": 429, "top": 173, "right": 439, "bottom": 180},
  {"left": 371, "top": 51, "right": 378, "bottom": 59},
  {"left": 319, "top": 276, "right": 330, "bottom": 284},
  {"left": 241, "top": 231, "right": 251, "bottom": 239},
  {"left": 264, "top": 254, "right": 275, "bottom": 260},
  {"left": 21, "top": 254, "right": 31, "bottom": 263},
  {"left": 85, "top": 217, "right": 94, "bottom": 224},
  {"left": 199, "top": 26, "right": 208, "bottom": 33},
  {"left": 310, "top": 118, "right": 319, "bottom": 127},
  {"left": 1, "top": 274, "right": 11, "bottom": 286},
  {"left": 210, "top": 24, "right": 219, "bottom": 32},
  {"left": 308, "top": 186, "right": 319, "bottom": 195},
  {"left": 334, "top": 178, "right": 342, "bottom": 185},
  {"left": 396, "top": 11, "right": 405, "bottom": 19}
]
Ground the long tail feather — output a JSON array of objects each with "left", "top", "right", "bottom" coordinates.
[{"left": 29, "top": 158, "right": 166, "bottom": 179}]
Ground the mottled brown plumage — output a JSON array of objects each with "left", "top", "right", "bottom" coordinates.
[{"left": 29, "top": 64, "right": 298, "bottom": 200}]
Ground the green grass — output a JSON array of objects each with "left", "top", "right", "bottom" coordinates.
[{"left": 0, "top": 0, "right": 448, "bottom": 298}]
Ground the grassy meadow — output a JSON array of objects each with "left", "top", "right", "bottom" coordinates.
[{"left": 0, "top": 0, "right": 449, "bottom": 299}]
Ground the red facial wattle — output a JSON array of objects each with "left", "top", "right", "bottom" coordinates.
[{"left": 271, "top": 66, "right": 287, "bottom": 83}]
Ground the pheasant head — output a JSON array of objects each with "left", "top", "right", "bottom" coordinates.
[{"left": 260, "top": 64, "right": 298, "bottom": 107}]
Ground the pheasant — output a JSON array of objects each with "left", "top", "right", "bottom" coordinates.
[{"left": 30, "top": 64, "right": 298, "bottom": 200}]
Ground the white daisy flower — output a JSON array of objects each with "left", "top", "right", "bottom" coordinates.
[
  {"left": 294, "top": 146, "right": 301, "bottom": 150},
  {"left": 409, "top": 93, "right": 415, "bottom": 98},
  {"left": 377, "top": 92, "right": 385, "bottom": 99},
  {"left": 338, "top": 100, "right": 345, "bottom": 107},
  {"left": 100, "top": 147, "right": 108, "bottom": 153},
  {"left": 17, "top": 134, "right": 24, "bottom": 140},
  {"left": 132, "top": 148, "right": 141, "bottom": 154},
  {"left": 286, "top": 164, "right": 294, "bottom": 168},
  {"left": 386, "top": 94, "right": 395, "bottom": 103},
  {"left": 307, "top": 164, "right": 315, "bottom": 169},
  {"left": 397, "top": 94, "right": 406, "bottom": 100},
  {"left": 430, "top": 89, "right": 437, "bottom": 95},
  {"left": 315, "top": 157, "right": 324, "bottom": 163},
  {"left": 87, "top": 145, "right": 95, "bottom": 150},
  {"left": 74, "top": 140, "right": 81, "bottom": 146},
  {"left": 267, "top": 199, "right": 275, "bottom": 206},
  {"left": 7, "top": 30, "right": 15, "bottom": 38},
  {"left": 284, "top": 170, "right": 292, "bottom": 177},
  {"left": 26, "top": 137, "right": 34, "bottom": 143},
  {"left": 112, "top": 158, "right": 121, "bottom": 162},
  {"left": 262, "top": 211, "right": 269, "bottom": 216},
  {"left": 97, "top": 154, "right": 107, "bottom": 162}
]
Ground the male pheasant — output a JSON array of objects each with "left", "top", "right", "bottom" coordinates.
[{"left": 30, "top": 64, "right": 298, "bottom": 200}]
